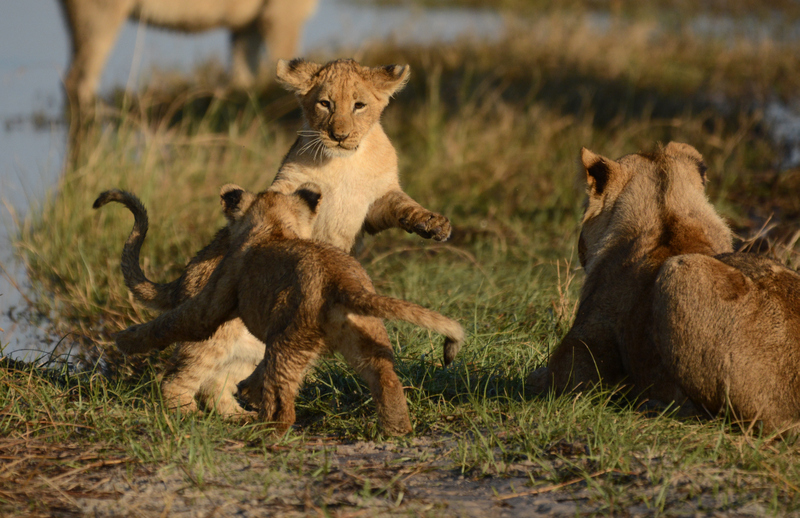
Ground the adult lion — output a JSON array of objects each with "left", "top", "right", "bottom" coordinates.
[
  {"left": 528, "top": 142, "right": 800, "bottom": 434},
  {"left": 58, "top": 0, "right": 318, "bottom": 113}
]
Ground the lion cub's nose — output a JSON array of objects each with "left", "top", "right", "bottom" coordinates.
[{"left": 330, "top": 130, "right": 350, "bottom": 142}]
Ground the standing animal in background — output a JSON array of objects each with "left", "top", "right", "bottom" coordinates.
[
  {"left": 529, "top": 141, "right": 800, "bottom": 433},
  {"left": 114, "top": 184, "right": 464, "bottom": 435},
  {"left": 58, "top": 0, "right": 318, "bottom": 113},
  {"left": 96, "top": 58, "right": 453, "bottom": 415}
]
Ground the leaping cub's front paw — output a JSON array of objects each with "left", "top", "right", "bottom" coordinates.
[{"left": 400, "top": 210, "right": 452, "bottom": 241}]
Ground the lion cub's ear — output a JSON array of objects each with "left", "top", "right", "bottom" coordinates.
[
  {"left": 581, "top": 147, "right": 618, "bottom": 197},
  {"left": 294, "top": 182, "right": 322, "bottom": 213},
  {"left": 220, "top": 183, "right": 256, "bottom": 222},
  {"left": 371, "top": 64, "right": 411, "bottom": 99},
  {"left": 664, "top": 141, "right": 708, "bottom": 186},
  {"left": 276, "top": 59, "right": 323, "bottom": 95}
]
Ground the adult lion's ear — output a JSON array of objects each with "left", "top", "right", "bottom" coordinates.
[
  {"left": 294, "top": 182, "right": 322, "bottom": 213},
  {"left": 371, "top": 64, "right": 410, "bottom": 98},
  {"left": 220, "top": 183, "right": 255, "bottom": 222},
  {"left": 581, "top": 147, "right": 615, "bottom": 197},
  {"left": 276, "top": 59, "right": 322, "bottom": 95}
]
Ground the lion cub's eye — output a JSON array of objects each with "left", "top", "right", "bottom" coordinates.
[
  {"left": 318, "top": 100, "right": 331, "bottom": 109},
  {"left": 354, "top": 101, "right": 366, "bottom": 111}
]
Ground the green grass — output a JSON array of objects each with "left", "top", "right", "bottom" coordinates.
[{"left": 5, "top": 6, "right": 800, "bottom": 515}]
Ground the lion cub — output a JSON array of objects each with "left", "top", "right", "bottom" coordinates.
[
  {"left": 114, "top": 184, "right": 464, "bottom": 435},
  {"left": 96, "top": 58, "right": 452, "bottom": 415},
  {"left": 529, "top": 141, "right": 800, "bottom": 432}
]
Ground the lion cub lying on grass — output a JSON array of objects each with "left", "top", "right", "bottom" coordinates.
[
  {"left": 113, "top": 184, "right": 464, "bottom": 435},
  {"left": 528, "top": 142, "right": 800, "bottom": 433},
  {"left": 96, "top": 58, "right": 452, "bottom": 416}
]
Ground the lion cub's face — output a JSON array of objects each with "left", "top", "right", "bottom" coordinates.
[
  {"left": 219, "top": 182, "right": 322, "bottom": 241},
  {"left": 577, "top": 142, "right": 732, "bottom": 273},
  {"left": 277, "top": 58, "right": 410, "bottom": 157}
]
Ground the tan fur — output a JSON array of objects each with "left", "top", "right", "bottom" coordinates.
[
  {"left": 114, "top": 185, "right": 464, "bottom": 435},
  {"left": 95, "top": 189, "right": 263, "bottom": 415},
  {"left": 654, "top": 253, "right": 800, "bottom": 433},
  {"left": 58, "top": 0, "right": 318, "bottom": 113},
  {"left": 527, "top": 142, "right": 734, "bottom": 409},
  {"left": 94, "top": 58, "right": 452, "bottom": 416},
  {"left": 270, "top": 58, "right": 452, "bottom": 251}
]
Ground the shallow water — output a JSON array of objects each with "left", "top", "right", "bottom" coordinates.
[{"left": 0, "top": 0, "right": 503, "bottom": 358}]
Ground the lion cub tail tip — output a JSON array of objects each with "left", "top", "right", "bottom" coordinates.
[
  {"left": 93, "top": 189, "right": 143, "bottom": 213},
  {"left": 92, "top": 189, "right": 125, "bottom": 209},
  {"left": 442, "top": 324, "right": 465, "bottom": 367}
]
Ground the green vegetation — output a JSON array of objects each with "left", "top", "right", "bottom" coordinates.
[{"left": 5, "top": 6, "right": 800, "bottom": 515}]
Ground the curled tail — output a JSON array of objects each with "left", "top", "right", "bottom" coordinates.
[
  {"left": 340, "top": 289, "right": 464, "bottom": 366},
  {"left": 93, "top": 189, "right": 178, "bottom": 311}
]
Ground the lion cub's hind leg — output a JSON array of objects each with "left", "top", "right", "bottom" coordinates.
[
  {"left": 162, "top": 320, "right": 262, "bottom": 416},
  {"left": 201, "top": 320, "right": 263, "bottom": 416},
  {"left": 160, "top": 354, "right": 202, "bottom": 413},
  {"left": 332, "top": 310, "right": 412, "bottom": 436},
  {"left": 655, "top": 253, "right": 800, "bottom": 432},
  {"left": 237, "top": 330, "right": 323, "bottom": 433},
  {"left": 237, "top": 311, "right": 413, "bottom": 436}
]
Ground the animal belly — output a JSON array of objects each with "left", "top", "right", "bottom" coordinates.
[{"left": 134, "top": 0, "right": 263, "bottom": 31}]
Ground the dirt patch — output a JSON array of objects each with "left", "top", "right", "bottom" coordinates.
[{"left": 2, "top": 435, "right": 778, "bottom": 517}]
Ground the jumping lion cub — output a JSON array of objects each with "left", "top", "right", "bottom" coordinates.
[
  {"left": 114, "top": 184, "right": 464, "bottom": 435},
  {"left": 96, "top": 58, "right": 452, "bottom": 415},
  {"left": 529, "top": 142, "right": 800, "bottom": 433}
]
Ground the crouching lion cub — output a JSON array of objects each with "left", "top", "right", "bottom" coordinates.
[
  {"left": 114, "top": 184, "right": 464, "bottom": 435},
  {"left": 95, "top": 58, "right": 452, "bottom": 416},
  {"left": 529, "top": 141, "right": 800, "bottom": 433}
]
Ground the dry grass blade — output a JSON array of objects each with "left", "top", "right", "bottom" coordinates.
[{"left": 495, "top": 468, "right": 616, "bottom": 501}]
